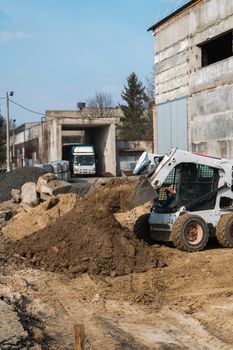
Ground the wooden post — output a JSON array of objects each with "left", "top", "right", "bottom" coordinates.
[{"left": 74, "top": 324, "right": 85, "bottom": 350}]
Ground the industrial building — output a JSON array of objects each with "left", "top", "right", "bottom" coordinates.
[
  {"left": 11, "top": 108, "right": 152, "bottom": 176},
  {"left": 149, "top": 0, "right": 233, "bottom": 157},
  {"left": 12, "top": 110, "right": 118, "bottom": 176}
]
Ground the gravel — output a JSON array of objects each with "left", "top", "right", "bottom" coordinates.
[{"left": 69, "top": 183, "right": 92, "bottom": 197}]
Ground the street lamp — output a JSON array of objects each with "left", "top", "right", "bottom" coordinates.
[{"left": 6, "top": 91, "right": 14, "bottom": 171}]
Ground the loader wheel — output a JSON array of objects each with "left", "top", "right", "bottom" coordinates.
[
  {"left": 133, "top": 213, "right": 151, "bottom": 243},
  {"left": 216, "top": 213, "right": 233, "bottom": 247},
  {"left": 170, "top": 214, "right": 209, "bottom": 252}
]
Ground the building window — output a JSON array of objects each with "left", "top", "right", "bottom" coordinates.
[{"left": 199, "top": 31, "right": 233, "bottom": 67}]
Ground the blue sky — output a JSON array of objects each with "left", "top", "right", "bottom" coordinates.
[{"left": 0, "top": 0, "right": 188, "bottom": 125}]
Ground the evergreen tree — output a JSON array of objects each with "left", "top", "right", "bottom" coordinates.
[
  {"left": 0, "top": 114, "right": 6, "bottom": 166},
  {"left": 119, "top": 72, "right": 149, "bottom": 140}
]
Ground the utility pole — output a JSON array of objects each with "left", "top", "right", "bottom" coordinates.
[
  {"left": 6, "top": 92, "right": 10, "bottom": 172},
  {"left": 6, "top": 91, "right": 14, "bottom": 172},
  {"left": 12, "top": 118, "right": 16, "bottom": 169}
]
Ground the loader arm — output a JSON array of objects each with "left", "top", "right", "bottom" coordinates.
[
  {"left": 149, "top": 148, "right": 232, "bottom": 190},
  {"left": 129, "top": 148, "right": 232, "bottom": 209}
]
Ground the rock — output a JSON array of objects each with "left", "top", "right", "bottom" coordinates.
[
  {"left": 37, "top": 173, "right": 71, "bottom": 197},
  {"left": 37, "top": 173, "right": 57, "bottom": 187},
  {"left": 11, "top": 189, "right": 21, "bottom": 203},
  {"left": 39, "top": 192, "right": 51, "bottom": 201},
  {"left": 42, "top": 163, "right": 54, "bottom": 173},
  {"left": 0, "top": 300, "right": 28, "bottom": 346},
  {"left": 4, "top": 211, "right": 12, "bottom": 221},
  {"left": 21, "top": 182, "right": 40, "bottom": 207},
  {"left": 41, "top": 180, "right": 71, "bottom": 196}
]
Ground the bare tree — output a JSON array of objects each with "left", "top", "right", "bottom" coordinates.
[
  {"left": 81, "top": 92, "right": 119, "bottom": 119},
  {"left": 145, "top": 67, "right": 155, "bottom": 104},
  {"left": 143, "top": 67, "right": 156, "bottom": 141}
]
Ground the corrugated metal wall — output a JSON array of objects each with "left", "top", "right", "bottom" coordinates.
[{"left": 157, "top": 97, "right": 188, "bottom": 154}]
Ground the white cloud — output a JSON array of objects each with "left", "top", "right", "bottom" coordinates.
[{"left": 0, "top": 31, "right": 34, "bottom": 43}]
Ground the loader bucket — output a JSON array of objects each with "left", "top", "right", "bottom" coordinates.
[{"left": 128, "top": 175, "right": 157, "bottom": 209}]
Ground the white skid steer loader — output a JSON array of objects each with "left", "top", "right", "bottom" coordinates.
[{"left": 133, "top": 148, "right": 233, "bottom": 252}]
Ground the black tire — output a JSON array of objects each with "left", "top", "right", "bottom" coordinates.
[
  {"left": 170, "top": 214, "right": 209, "bottom": 252},
  {"left": 133, "top": 213, "right": 151, "bottom": 243},
  {"left": 216, "top": 213, "right": 233, "bottom": 247}
]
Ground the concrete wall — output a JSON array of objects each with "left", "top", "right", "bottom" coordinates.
[
  {"left": 116, "top": 141, "right": 153, "bottom": 174},
  {"left": 11, "top": 123, "right": 40, "bottom": 166},
  {"left": 13, "top": 123, "right": 40, "bottom": 145},
  {"left": 153, "top": 0, "right": 233, "bottom": 157},
  {"left": 12, "top": 112, "right": 150, "bottom": 176},
  {"left": 104, "top": 123, "right": 116, "bottom": 175},
  {"left": 38, "top": 122, "right": 51, "bottom": 163},
  {"left": 42, "top": 111, "right": 118, "bottom": 175},
  {"left": 84, "top": 125, "right": 116, "bottom": 175}
]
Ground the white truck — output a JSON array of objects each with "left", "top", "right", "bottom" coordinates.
[{"left": 72, "top": 145, "right": 96, "bottom": 175}]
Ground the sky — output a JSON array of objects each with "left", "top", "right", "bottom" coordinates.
[{"left": 0, "top": 0, "right": 189, "bottom": 125}]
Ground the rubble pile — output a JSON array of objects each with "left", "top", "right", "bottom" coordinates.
[
  {"left": 0, "top": 167, "right": 47, "bottom": 203},
  {"left": 8, "top": 178, "right": 166, "bottom": 276},
  {"left": 2, "top": 193, "right": 81, "bottom": 241},
  {"left": 0, "top": 167, "right": 93, "bottom": 205}
]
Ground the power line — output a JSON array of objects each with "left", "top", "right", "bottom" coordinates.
[{"left": 9, "top": 98, "right": 45, "bottom": 116}]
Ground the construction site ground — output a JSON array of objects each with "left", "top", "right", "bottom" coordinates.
[{"left": 0, "top": 174, "right": 233, "bottom": 349}]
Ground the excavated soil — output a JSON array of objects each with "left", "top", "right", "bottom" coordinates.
[
  {"left": 8, "top": 179, "right": 165, "bottom": 276},
  {"left": 2, "top": 193, "right": 82, "bottom": 241}
]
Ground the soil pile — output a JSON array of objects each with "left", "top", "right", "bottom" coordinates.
[
  {"left": 114, "top": 201, "right": 152, "bottom": 231},
  {"left": 0, "top": 167, "right": 47, "bottom": 203},
  {"left": 2, "top": 193, "right": 81, "bottom": 241},
  {"left": 10, "top": 178, "right": 166, "bottom": 276}
]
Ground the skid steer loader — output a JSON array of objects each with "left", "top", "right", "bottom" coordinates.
[{"left": 133, "top": 148, "right": 233, "bottom": 252}]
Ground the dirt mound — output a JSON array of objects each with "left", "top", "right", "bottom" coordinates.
[
  {"left": 114, "top": 201, "right": 152, "bottom": 231},
  {"left": 2, "top": 193, "right": 81, "bottom": 241},
  {"left": 86, "top": 177, "right": 138, "bottom": 212},
  {"left": 0, "top": 167, "right": 47, "bottom": 203},
  {"left": 10, "top": 178, "right": 166, "bottom": 276}
]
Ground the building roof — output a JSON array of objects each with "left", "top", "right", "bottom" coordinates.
[
  {"left": 147, "top": 0, "right": 199, "bottom": 31},
  {"left": 14, "top": 122, "right": 40, "bottom": 134}
]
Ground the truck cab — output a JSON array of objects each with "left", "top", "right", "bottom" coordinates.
[{"left": 72, "top": 145, "right": 96, "bottom": 175}]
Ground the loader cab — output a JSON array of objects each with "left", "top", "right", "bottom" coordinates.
[{"left": 154, "top": 162, "right": 220, "bottom": 213}]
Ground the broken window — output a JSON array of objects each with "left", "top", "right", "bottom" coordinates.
[{"left": 199, "top": 31, "right": 233, "bottom": 67}]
